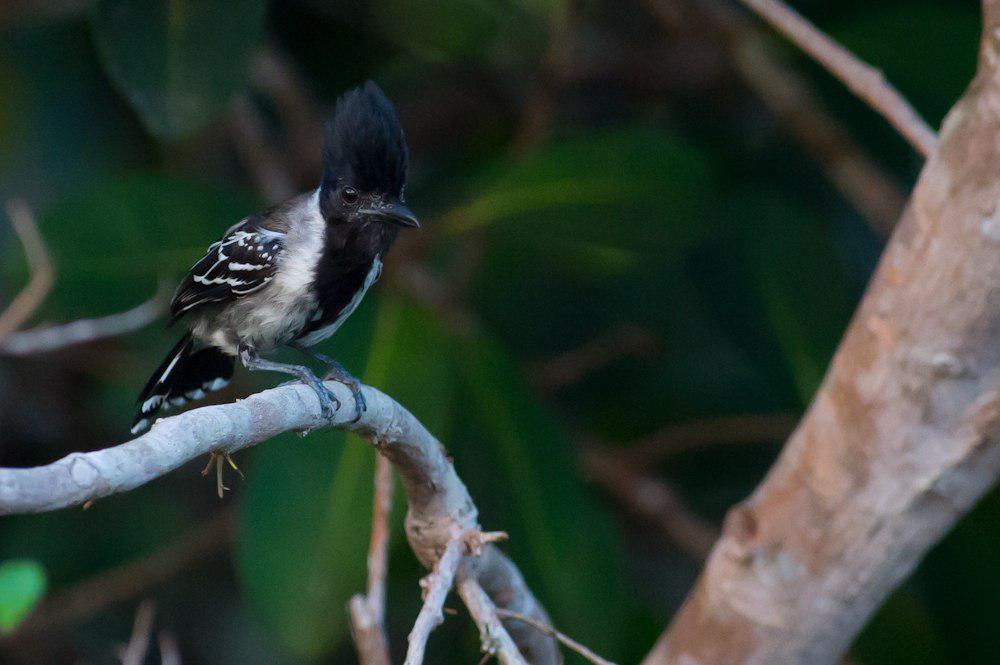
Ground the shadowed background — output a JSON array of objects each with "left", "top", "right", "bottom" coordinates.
[{"left": 0, "top": 0, "right": 991, "bottom": 663}]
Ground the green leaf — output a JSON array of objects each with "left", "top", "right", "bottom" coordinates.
[
  {"left": 445, "top": 129, "right": 716, "bottom": 255},
  {"left": 90, "top": 0, "right": 267, "bottom": 139},
  {"left": 0, "top": 560, "right": 46, "bottom": 634},
  {"left": 237, "top": 296, "right": 453, "bottom": 657},
  {"left": 0, "top": 22, "right": 146, "bottom": 200},
  {"left": 453, "top": 332, "right": 627, "bottom": 656},
  {"left": 2, "top": 173, "right": 259, "bottom": 318}
]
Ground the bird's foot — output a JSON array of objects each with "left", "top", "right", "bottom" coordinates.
[
  {"left": 201, "top": 451, "right": 244, "bottom": 498},
  {"left": 303, "top": 372, "right": 341, "bottom": 422},
  {"left": 321, "top": 361, "right": 366, "bottom": 422},
  {"left": 277, "top": 373, "right": 341, "bottom": 421}
]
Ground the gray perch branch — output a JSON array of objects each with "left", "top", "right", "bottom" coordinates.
[{"left": 0, "top": 381, "right": 561, "bottom": 664}]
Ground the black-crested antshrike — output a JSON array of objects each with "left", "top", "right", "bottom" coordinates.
[{"left": 133, "top": 81, "right": 419, "bottom": 434}]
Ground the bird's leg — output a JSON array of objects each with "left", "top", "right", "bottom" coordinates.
[
  {"left": 201, "top": 451, "right": 244, "bottom": 498},
  {"left": 238, "top": 344, "right": 341, "bottom": 421},
  {"left": 292, "top": 345, "right": 367, "bottom": 422}
]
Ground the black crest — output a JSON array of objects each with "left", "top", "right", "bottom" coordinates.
[{"left": 322, "top": 81, "right": 408, "bottom": 197}]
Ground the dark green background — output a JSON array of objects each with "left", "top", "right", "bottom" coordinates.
[{"left": 0, "top": 0, "right": 991, "bottom": 663}]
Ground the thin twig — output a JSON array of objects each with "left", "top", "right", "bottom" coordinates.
[
  {"left": 0, "top": 282, "right": 168, "bottom": 356},
  {"left": 532, "top": 324, "right": 660, "bottom": 394},
  {"left": 404, "top": 537, "right": 466, "bottom": 665},
  {"left": 349, "top": 455, "right": 394, "bottom": 665},
  {"left": 495, "top": 608, "right": 617, "bottom": 665},
  {"left": 642, "top": 0, "right": 907, "bottom": 235},
  {"left": 731, "top": 36, "right": 906, "bottom": 235},
  {"left": 118, "top": 600, "right": 156, "bottom": 665},
  {"left": 0, "top": 200, "right": 55, "bottom": 342},
  {"left": 737, "top": 0, "right": 937, "bottom": 157},
  {"left": 157, "top": 630, "right": 181, "bottom": 665},
  {"left": 457, "top": 577, "right": 529, "bottom": 665}
]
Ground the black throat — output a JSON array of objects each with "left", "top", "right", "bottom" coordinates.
[{"left": 299, "top": 219, "right": 397, "bottom": 337}]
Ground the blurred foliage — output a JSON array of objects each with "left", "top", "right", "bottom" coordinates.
[
  {"left": 0, "top": 560, "right": 46, "bottom": 634},
  {"left": 446, "top": 129, "right": 716, "bottom": 254},
  {"left": 453, "top": 332, "right": 628, "bottom": 654},
  {"left": 90, "top": 0, "right": 268, "bottom": 139},
  {"left": 0, "top": 0, "right": 995, "bottom": 664}
]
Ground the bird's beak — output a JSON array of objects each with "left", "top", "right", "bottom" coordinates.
[{"left": 362, "top": 201, "right": 421, "bottom": 228}]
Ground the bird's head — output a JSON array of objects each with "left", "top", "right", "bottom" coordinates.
[{"left": 319, "top": 81, "right": 420, "bottom": 230}]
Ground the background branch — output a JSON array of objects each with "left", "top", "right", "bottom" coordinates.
[
  {"left": 495, "top": 609, "right": 616, "bottom": 665},
  {"left": 623, "top": 413, "right": 798, "bottom": 465},
  {"left": 0, "top": 200, "right": 54, "bottom": 342},
  {"left": 0, "top": 284, "right": 167, "bottom": 356},
  {"left": 348, "top": 455, "right": 394, "bottom": 665},
  {"left": 582, "top": 448, "right": 718, "bottom": 559},
  {"left": 643, "top": 0, "right": 908, "bottom": 235},
  {"left": 737, "top": 0, "right": 938, "bottom": 157}
]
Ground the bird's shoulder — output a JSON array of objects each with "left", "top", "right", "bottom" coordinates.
[{"left": 169, "top": 193, "right": 313, "bottom": 321}]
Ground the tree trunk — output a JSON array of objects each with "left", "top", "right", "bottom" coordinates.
[{"left": 644, "top": 3, "right": 1000, "bottom": 663}]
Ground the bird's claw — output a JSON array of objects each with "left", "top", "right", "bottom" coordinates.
[
  {"left": 351, "top": 388, "right": 367, "bottom": 422},
  {"left": 317, "top": 384, "right": 341, "bottom": 421},
  {"left": 201, "top": 451, "right": 244, "bottom": 498},
  {"left": 321, "top": 364, "right": 366, "bottom": 422}
]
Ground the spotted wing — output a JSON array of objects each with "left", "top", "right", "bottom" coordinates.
[{"left": 170, "top": 220, "right": 285, "bottom": 322}]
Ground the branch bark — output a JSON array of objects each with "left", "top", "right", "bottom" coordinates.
[
  {"left": 0, "top": 378, "right": 560, "bottom": 663},
  {"left": 643, "top": 5, "right": 1000, "bottom": 662}
]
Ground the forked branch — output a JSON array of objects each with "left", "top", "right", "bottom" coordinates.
[{"left": 0, "top": 379, "right": 561, "bottom": 663}]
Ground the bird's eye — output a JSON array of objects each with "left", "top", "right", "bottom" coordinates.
[{"left": 341, "top": 187, "right": 359, "bottom": 204}]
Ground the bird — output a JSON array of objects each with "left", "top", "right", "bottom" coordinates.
[{"left": 131, "top": 81, "right": 419, "bottom": 436}]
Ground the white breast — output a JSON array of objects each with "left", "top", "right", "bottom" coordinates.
[{"left": 216, "top": 191, "right": 326, "bottom": 353}]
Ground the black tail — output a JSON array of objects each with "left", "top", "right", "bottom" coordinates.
[{"left": 131, "top": 333, "right": 235, "bottom": 434}]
